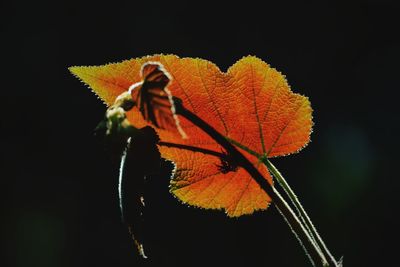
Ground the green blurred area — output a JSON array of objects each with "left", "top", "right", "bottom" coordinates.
[
  {"left": 310, "top": 124, "right": 373, "bottom": 213},
  {"left": 15, "top": 212, "right": 66, "bottom": 267}
]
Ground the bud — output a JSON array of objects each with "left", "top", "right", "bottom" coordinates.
[
  {"left": 114, "top": 91, "right": 135, "bottom": 111},
  {"left": 105, "top": 106, "right": 137, "bottom": 137}
]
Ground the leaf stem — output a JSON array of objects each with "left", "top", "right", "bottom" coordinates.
[
  {"left": 263, "top": 159, "right": 317, "bottom": 242},
  {"left": 264, "top": 159, "right": 338, "bottom": 267},
  {"left": 222, "top": 137, "right": 338, "bottom": 266},
  {"left": 174, "top": 100, "right": 328, "bottom": 266}
]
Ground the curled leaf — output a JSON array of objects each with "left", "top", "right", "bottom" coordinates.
[
  {"left": 129, "top": 62, "right": 186, "bottom": 137},
  {"left": 119, "top": 126, "right": 161, "bottom": 259}
]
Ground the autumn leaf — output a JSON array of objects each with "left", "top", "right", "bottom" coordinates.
[{"left": 69, "top": 55, "right": 312, "bottom": 217}]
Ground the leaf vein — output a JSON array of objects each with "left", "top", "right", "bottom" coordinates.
[
  {"left": 197, "top": 61, "right": 229, "bottom": 135},
  {"left": 267, "top": 100, "right": 305, "bottom": 155}
]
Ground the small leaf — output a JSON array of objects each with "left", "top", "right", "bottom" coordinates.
[{"left": 129, "top": 62, "right": 186, "bottom": 138}]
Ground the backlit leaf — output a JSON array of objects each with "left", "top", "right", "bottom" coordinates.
[{"left": 69, "top": 55, "right": 312, "bottom": 216}]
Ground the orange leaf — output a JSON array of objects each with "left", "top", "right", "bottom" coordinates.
[{"left": 69, "top": 55, "right": 312, "bottom": 217}]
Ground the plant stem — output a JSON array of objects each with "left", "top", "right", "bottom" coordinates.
[
  {"left": 224, "top": 137, "right": 339, "bottom": 266},
  {"left": 263, "top": 159, "right": 316, "bottom": 241},
  {"left": 174, "top": 101, "right": 328, "bottom": 266},
  {"left": 264, "top": 159, "right": 338, "bottom": 267}
]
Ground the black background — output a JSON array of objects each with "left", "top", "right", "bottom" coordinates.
[{"left": 2, "top": 0, "right": 399, "bottom": 266}]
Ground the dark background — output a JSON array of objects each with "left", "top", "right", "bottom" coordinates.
[{"left": 2, "top": 0, "right": 398, "bottom": 266}]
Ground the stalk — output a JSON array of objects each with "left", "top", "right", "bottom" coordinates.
[
  {"left": 225, "top": 137, "right": 339, "bottom": 266},
  {"left": 264, "top": 159, "right": 338, "bottom": 267}
]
